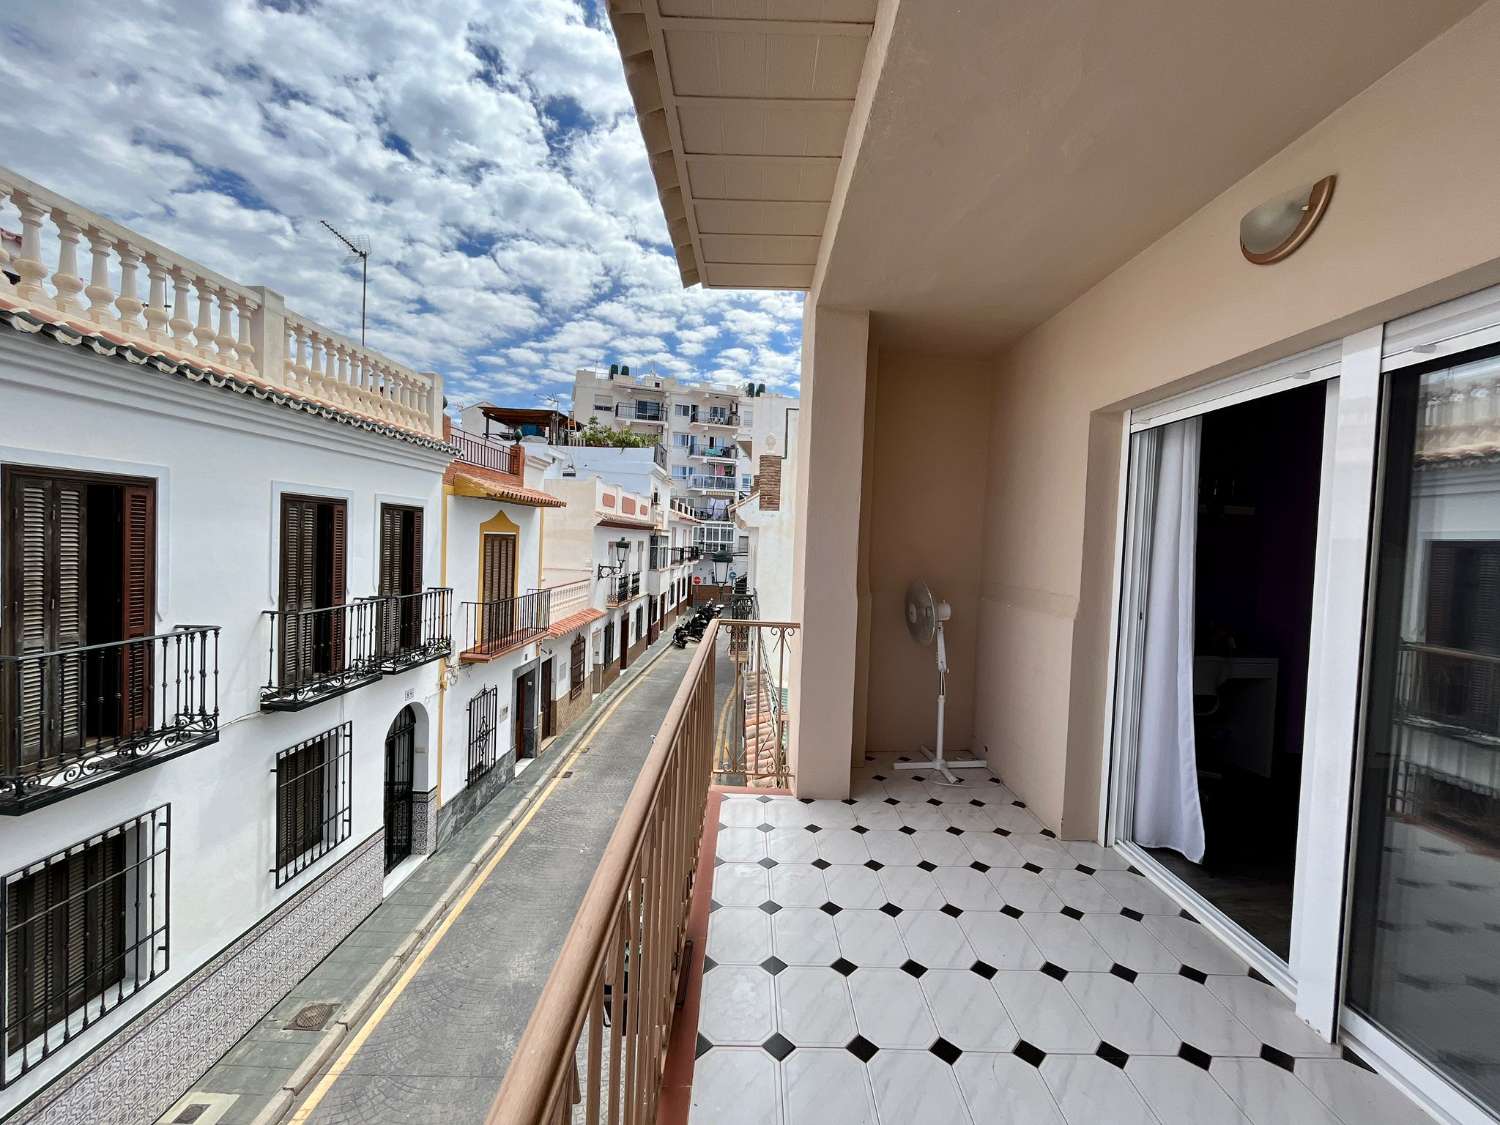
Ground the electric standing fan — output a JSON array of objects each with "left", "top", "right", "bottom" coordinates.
[{"left": 897, "top": 581, "right": 987, "bottom": 784}]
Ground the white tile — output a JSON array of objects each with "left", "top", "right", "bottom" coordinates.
[
  {"left": 942, "top": 804, "right": 1001, "bottom": 832},
  {"left": 772, "top": 908, "right": 842, "bottom": 965},
  {"left": 953, "top": 1053, "right": 1067, "bottom": 1124},
  {"left": 852, "top": 804, "right": 903, "bottom": 830},
  {"left": 1210, "top": 1058, "right": 1344, "bottom": 1125},
  {"left": 991, "top": 805, "right": 1045, "bottom": 835},
  {"left": 699, "top": 964, "right": 776, "bottom": 1045},
  {"left": 774, "top": 967, "right": 856, "bottom": 1047},
  {"left": 803, "top": 800, "right": 859, "bottom": 828},
  {"left": 849, "top": 967, "right": 939, "bottom": 1048},
  {"left": 988, "top": 868, "right": 1064, "bottom": 912},
  {"left": 911, "top": 829, "right": 975, "bottom": 867},
  {"left": 817, "top": 829, "right": 872, "bottom": 866},
  {"left": 1082, "top": 913, "right": 1183, "bottom": 974},
  {"left": 882, "top": 779, "right": 936, "bottom": 803},
  {"left": 1041, "top": 1055, "right": 1158, "bottom": 1125},
  {"left": 880, "top": 866, "right": 948, "bottom": 911},
  {"left": 1204, "top": 977, "right": 1339, "bottom": 1058},
  {"left": 1062, "top": 972, "right": 1180, "bottom": 1054},
  {"left": 719, "top": 827, "right": 770, "bottom": 862},
  {"left": 868, "top": 1050, "right": 972, "bottom": 1124},
  {"left": 709, "top": 907, "right": 774, "bottom": 965},
  {"left": 896, "top": 804, "right": 951, "bottom": 830},
  {"left": 1065, "top": 841, "right": 1132, "bottom": 871},
  {"left": 834, "top": 910, "right": 909, "bottom": 967},
  {"left": 1125, "top": 1056, "right": 1251, "bottom": 1125},
  {"left": 1012, "top": 834, "right": 1084, "bottom": 870},
  {"left": 934, "top": 867, "right": 1005, "bottom": 912},
  {"left": 824, "top": 866, "right": 886, "bottom": 909},
  {"left": 964, "top": 833, "right": 1025, "bottom": 868},
  {"left": 763, "top": 800, "right": 816, "bottom": 828},
  {"left": 1134, "top": 975, "right": 1261, "bottom": 1056},
  {"left": 1093, "top": 870, "right": 1182, "bottom": 915},
  {"left": 921, "top": 969, "right": 1018, "bottom": 1051},
  {"left": 766, "top": 827, "right": 821, "bottom": 864},
  {"left": 689, "top": 1047, "right": 781, "bottom": 1125},
  {"left": 1019, "top": 914, "right": 1114, "bottom": 972},
  {"left": 862, "top": 830, "right": 921, "bottom": 866},
  {"left": 990, "top": 972, "right": 1100, "bottom": 1052},
  {"left": 782, "top": 1049, "right": 876, "bottom": 1125},
  {"left": 722, "top": 799, "right": 770, "bottom": 827},
  {"left": 717, "top": 863, "right": 773, "bottom": 907},
  {"left": 1140, "top": 917, "right": 1249, "bottom": 976},
  {"left": 897, "top": 911, "right": 976, "bottom": 969},
  {"left": 769, "top": 864, "right": 828, "bottom": 909},
  {"left": 1042, "top": 870, "right": 1123, "bottom": 914},
  {"left": 1294, "top": 1058, "right": 1438, "bottom": 1125},
  {"left": 958, "top": 913, "right": 1045, "bottom": 971}
]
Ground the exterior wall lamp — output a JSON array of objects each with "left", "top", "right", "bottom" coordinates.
[
  {"left": 711, "top": 551, "right": 733, "bottom": 585},
  {"left": 597, "top": 536, "right": 631, "bottom": 579}
]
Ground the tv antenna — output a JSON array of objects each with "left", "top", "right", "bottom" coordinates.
[{"left": 319, "top": 220, "right": 371, "bottom": 345}]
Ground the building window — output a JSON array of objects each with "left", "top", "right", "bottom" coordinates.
[
  {"left": 674, "top": 403, "right": 691, "bottom": 417},
  {"left": 570, "top": 634, "right": 587, "bottom": 700},
  {"left": 742, "top": 407, "right": 754, "bottom": 426},
  {"left": 378, "top": 504, "right": 424, "bottom": 654},
  {"left": 467, "top": 684, "right": 498, "bottom": 783},
  {"left": 2, "top": 806, "right": 169, "bottom": 1088},
  {"left": 594, "top": 399, "right": 612, "bottom": 412},
  {"left": 273, "top": 725, "right": 352, "bottom": 887},
  {"left": 278, "top": 495, "right": 348, "bottom": 687},
  {"left": 673, "top": 432, "right": 691, "bottom": 448}
]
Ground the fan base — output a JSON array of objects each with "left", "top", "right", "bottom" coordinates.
[{"left": 894, "top": 746, "right": 988, "bottom": 785}]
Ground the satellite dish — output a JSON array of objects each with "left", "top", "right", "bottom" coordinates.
[{"left": 898, "top": 580, "right": 986, "bottom": 784}]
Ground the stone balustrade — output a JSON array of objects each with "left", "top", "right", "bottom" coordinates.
[
  {"left": 1417, "top": 360, "right": 1500, "bottom": 463},
  {"left": 0, "top": 165, "right": 442, "bottom": 439}
]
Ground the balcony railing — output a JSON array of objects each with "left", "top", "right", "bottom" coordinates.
[
  {"left": 452, "top": 427, "right": 524, "bottom": 475},
  {"left": 1396, "top": 641, "right": 1500, "bottom": 741},
  {"left": 460, "top": 590, "right": 551, "bottom": 659},
  {"left": 0, "top": 626, "right": 220, "bottom": 813},
  {"left": 631, "top": 572, "right": 641, "bottom": 597},
  {"left": 690, "top": 441, "right": 737, "bottom": 460},
  {"left": 486, "top": 620, "right": 721, "bottom": 1125},
  {"left": 540, "top": 578, "right": 591, "bottom": 619},
  {"left": 261, "top": 601, "right": 383, "bottom": 710},
  {"left": 719, "top": 621, "right": 797, "bottom": 788},
  {"left": 690, "top": 475, "right": 736, "bottom": 492},
  {"left": 692, "top": 408, "right": 740, "bottom": 428},
  {"left": 374, "top": 588, "right": 453, "bottom": 672},
  {"left": 631, "top": 402, "right": 666, "bottom": 423},
  {"left": 0, "top": 167, "right": 442, "bottom": 438}
]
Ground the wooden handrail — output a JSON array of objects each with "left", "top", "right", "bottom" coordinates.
[{"left": 486, "top": 620, "right": 720, "bottom": 1124}]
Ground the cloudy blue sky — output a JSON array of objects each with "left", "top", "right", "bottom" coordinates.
[{"left": 0, "top": 0, "right": 803, "bottom": 411}]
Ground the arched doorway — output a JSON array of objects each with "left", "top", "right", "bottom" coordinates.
[{"left": 384, "top": 705, "right": 416, "bottom": 872}]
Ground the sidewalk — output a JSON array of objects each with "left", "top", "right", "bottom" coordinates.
[{"left": 161, "top": 630, "right": 700, "bottom": 1125}]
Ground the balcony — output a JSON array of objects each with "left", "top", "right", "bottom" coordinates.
[
  {"left": 0, "top": 626, "right": 220, "bottom": 813},
  {"left": 690, "top": 441, "right": 738, "bottom": 462},
  {"left": 459, "top": 590, "right": 551, "bottom": 661},
  {"left": 0, "top": 167, "right": 443, "bottom": 440},
  {"left": 452, "top": 427, "right": 523, "bottom": 475},
  {"left": 691, "top": 407, "right": 740, "bottom": 429},
  {"left": 373, "top": 588, "right": 453, "bottom": 673},
  {"left": 260, "top": 600, "right": 385, "bottom": 710},
  {"left": 630, "top": 401, "right": 668, "bottom": 425},
  {"left": 690, "top": 475, "right": 737, "bottom": 493}
]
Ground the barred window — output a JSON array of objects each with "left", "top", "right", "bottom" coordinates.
[
  {"left": 2, "top": 806, "right": 169, "bottom": 1088},
  {"left": 570, "top": 634, "right": 586, "bottom": 700},
  {"left": 274, "top": 724, "right": 352, "bottom": 887},
  {"left": 468, "top": 684, "right": 498, "bottom": 783}
]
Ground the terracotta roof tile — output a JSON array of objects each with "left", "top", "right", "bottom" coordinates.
[{"left": 546, "top": 608, "right": 605, "bottom": 638}]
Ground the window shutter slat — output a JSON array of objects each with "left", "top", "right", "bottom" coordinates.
[{"left": 119, "top": 484, "right": 155, "bottom": 737}]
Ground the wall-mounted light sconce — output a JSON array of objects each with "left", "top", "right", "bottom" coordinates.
[
  {"left": 597, "top": 536, "right": 631, "bottom": 579},
  {"left": 1240, "top": 175, "right": 1335, "bottom": 265}
]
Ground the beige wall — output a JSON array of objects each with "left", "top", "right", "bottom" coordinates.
[
  {"left": 975, "top": 1, "right": 1500, "bottom": 834},
  {"left": 861, "top": 348, "right": 992, "bottom": 755}
]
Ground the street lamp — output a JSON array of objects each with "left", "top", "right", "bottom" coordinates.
[
  {"left": 597, "top": 536, "right": 631, "bottom": 579},
  {"left": 711, "top": 551, "right": 733, "bottom": 585}
]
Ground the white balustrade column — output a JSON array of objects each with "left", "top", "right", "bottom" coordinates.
[
  {"left": 49, "top": 211, "right": 85, "bottom": 315},
  {"left": 0, "top": 185, "right": 13, "bottom": 291},
  {"left": 213, "top": 287, "right": 237, "bottom": 363},
  {"left": 289, "top": 323, "right": 309, "bottom": 390},
  {"left": 82, "top": 227, "right": 117, "bottom": 324},
  {"left": 11, "top": 190, "right": 50, "bottom": 303},
  {"left": 168, "top": 267, "right": 195, "bottom": 344},
  {"left": 143, "top": 256, "right": 171, "bottom": 342},
  {"left": 322, "top": 338, "right": 341, "bottom": 404},
  {"left": 114, "top": 243, "right": 145, "bottom": 329},
  {"left": 235, "top": 294, "right": 258, "bottom": 376},
  {"left": 193, "top": 278, "right": 216, "bottom": 358}
]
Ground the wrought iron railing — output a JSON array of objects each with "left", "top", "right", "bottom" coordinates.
[
  {"left": 373, "top": 587, "right": 453, "bottom": 672},
  {"left": 460, "top": 590, "right": 551, "bottom": 658},
  {"left": 718, "top": 620, "right": 797, "bottom": 789},
  {"left": 606, "top": 575, "right": 631, "bottom": 607},
  {"left": 691, "top": 441, "right": 737, "bottom": 459},
  {"left": 0, "top": 627, "right": 220, "bottom": 812},
  {"left": 452, "top": 426, "right": 524, "bottom": 475},
  {"left": 690, "top": 475, "right": 736, "bottom": 492},
  {"left": 262, "top": 601, "right": 383, "bottom": 710},
  {"left": 1395, "top": 641, "right": 1500, "bottom": 741},
  {"left": 630, "top": 571, "right": 641, "bottom": 597},
  {"left": 485, "top": 621, "right": 720, "bottom": 1125}
]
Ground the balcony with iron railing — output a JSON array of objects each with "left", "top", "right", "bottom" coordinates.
[
  {"left": 690, "top": 406, "right": 740, "bottom": 429},
  {"left": 373, "top": 588, "right": 454, "bottom": 673},
  {"left": 459, "top": 589, "right": 552, "bottom": 661},
  {"left": 0, "top": 625, "right": 220, "bottom": 813},
  {"left": 628, "top": 401, "right": 667, "bottom": 424},
  {"left": 689, "top": 440, "right": 738, "bottom": 461},
  {"left": 451, "top": 427, "right": 524, "bottom": 476},
  {"left": 689, "top": 474, "right": 737, "bottom": 493}
]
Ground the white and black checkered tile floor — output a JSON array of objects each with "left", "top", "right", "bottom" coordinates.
[{"left": 689, "top": 758, "right": 1436, "bottom": 1125}]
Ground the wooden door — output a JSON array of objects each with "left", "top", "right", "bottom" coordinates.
[
  {"left": 384, "top": 706, "right": 416, "bottom": 872},
  {"left": 280, "top": 496, "right": 347, "bottom": 684},
  {"left": 379, "top": 504, "right": 424, "bottom": 653},
  {"left": 541, "top": 658, "right": 555, "bottom": 738}
]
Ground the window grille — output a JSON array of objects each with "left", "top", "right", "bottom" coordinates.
[
  {"left": 2, "top": 805, "right": 170, "bottom": 1088},
  {"left": 570, "top": 634, "right": 587, "bottom": 701},
  {"left": 468, "top": 684, "right": 499, "bottom": 783},
  {"left": 273, "top": 724, "right": 352, "bottom": 887}
]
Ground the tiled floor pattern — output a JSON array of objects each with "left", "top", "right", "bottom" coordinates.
[{"left": 689, "top": 759, "right": 1437, "bottom": 1125}]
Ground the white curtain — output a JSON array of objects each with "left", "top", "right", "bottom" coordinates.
[{"left": 1132, "top": 416, "right": 1206, "bottom": 863}]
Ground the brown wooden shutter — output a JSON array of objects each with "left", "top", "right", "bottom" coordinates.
[
  {"left": 378, "top": 506, "right": 400, "bottom": 598},
  {"left": 119, "top": 483, "right": 155, "bottom": 737},
  {"left": 328, "top": 501, "right": 348, "bottom": 672},
  {"left": 5, "top": 871, "right": 47, "bottom": 1052},
  {"left": 279, "top": 497, "right": 316, "bottom": 687},
  {"left": 409, "top": 508, "right": 424, "bottom": 592},
  {"left": 1426, "top": 542, "right": 1458, "bottom": 647}
]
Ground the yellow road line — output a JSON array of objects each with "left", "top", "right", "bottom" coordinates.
[{"left": 289, "top": 647, "right": 670, "bottom": 1123}]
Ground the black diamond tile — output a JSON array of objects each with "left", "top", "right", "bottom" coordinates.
[
  {"left": 927, "top": 798, "right": 943, "bottom": 807},
  {"left": 1075, "top": 864, "right": 1096, "bottom": 876},
  {"left": 911, "top": 772, "right": 925, "bottom": 780},
  {"left": 1022, "top": 863, "right": 1043, "bottom": 874},
  {"left": 873, "top": 774, "right": 887, "bottom": 782},
  {"left": 1342, "top": 1046, "right": 1375, "bottom": 1073},
  {"left": 1260, "top": 1044, "right": 1296, "bottom": 1073},
  {"left": 1127, "top": 865, "right": 1142, "bottom": 876},
  {"left": 761, "top": 956, "right": 788, "bottom": 976},
  {"left": 1179, "top": 909, "right": 1197, "bottom": 923},
  {"left": 714, "top": 856, "right": 725, "bottom": 867},
  {"left": 1040, "top": 828, "right": 1057, "bottom": 839},
  {"left": 918, "top": 860, "right": 937, "bottom": 872},
  {"left": 897, "top": 756, "right": 911, "bottom": 762},
  {"left": 1061, "top": 906, "right": 1084, "bottom": 921},
  {"left": 899, "top": 825, "right": 917, "bottom": 835},
  {"left": 865, "top": 860, "right": 885, "bottom": 872},
  {"left": 800, "top": 797, "right": 815, "bottom": 805},
  {"left": 703, "top": 956, "right": 718, "bottom": 972},
  {"left": 805, "top": 824, "right": 823, "bottom": 834},
  {"left": 969, "top": 798, "right": 986, "bottom": 808},
  {"left": 756, "top": 823, "right": 775, "bottom": 833},
  {"left": 1001, "top": 905, "right": 1025, "bottom": 919},
  {"left": 992, "top": 827, "right": 1012, "bottom": 837},
  {"left": 1013, "top": 800, "right": 1027, "bottom": 809},
  {"left": 881, "top": 902, "right": 903, "bottom": 918},
  {"left": 852, "top": 825, "right": 870, "bottom": 835},
  {"left": 1096, "top": 1041, "right": 1129, "bottom": 1069},
  {"left": 1110, "top": 963, "right": 1138, "bottom": 983},
  {"left": 842, "top": 798, "right": 857, "bottom": 806},
  {"left": 696, "top": 1033, "right": 713, "bottom": 1059},
  {"left": 831, "top": 957, "right": 858, "bottom": 977},
  {"left": 971, "top": 959, "right": 998, "bottom": 980},
  {"left": 901, "top": 959, "right": 928, "bottom": 979},
  {"left": 760, "top": 900, "right": 782, "bottom": 915},
  {"left": 820, "top": 901, "right": 843, "bottom": 916},
  {"left": 763, "top": 1032, "right": 796, "bottom": 1060},
  {"left": 1248, "top": 967, "right": 1272, "bottom": 985},
  {"left": 847, "top": 1035, "right": 879, "bottom": 1062},
  {"left": 946, "top": 826, "right": 965, "bottom": 837},
  {"left": 971, "top": 861, "right": 991, "bottom": 873},
  {"left": 884, "top": 797, "right": 900, "bottom": 806},
  {"left": 1120, "top": 907, "right": 1145, "bottom": 922},
  {"left": 941, "top": 903, "right": 963, "bottom": 918},
  {"left": 1179, "top": 965, "right": 1208, "bottom": 984},
  {"left": 1013, "top": 1040, "right": 1046, "bottom": 1068},
  {"left": 930, "top": 1037, "right": 962, "bottom": 1066},
  {"left": 1178, "top": 1042, "right": 1212, "bottom": 1071},
  {"left": 709, "top": 899, "right": 722, "bottom": 913},
  {"left": 758, "top": 857, "right": 778, "bottom": 869},
  {"left": 812, "top": 858, "right": 832, "bottom": 870},
  {"left": 757, "top": 795, "right": 773, "bottom": 803},
  {"left": 1041, "top": 962, "right": 1068, "bottom": 981}
]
